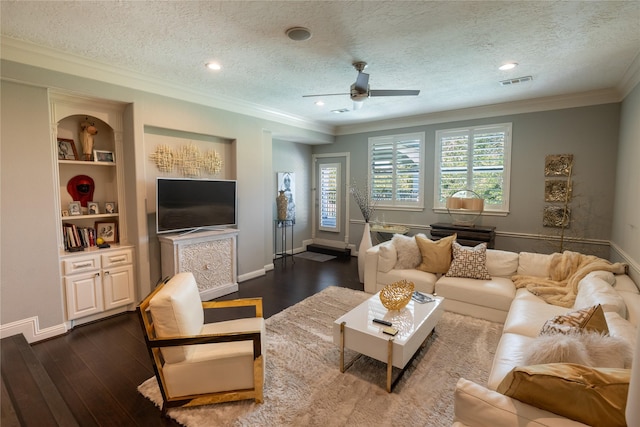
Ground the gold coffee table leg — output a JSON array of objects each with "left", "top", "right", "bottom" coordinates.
[
  {"left": 340, "top": 321, "right": 346, "bottom": 372},
  {"left": 386, "top": 337, "right": 394, "bottom": 393}
]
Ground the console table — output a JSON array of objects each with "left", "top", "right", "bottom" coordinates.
[
  {"left": 159, "top": 228, "right": 238, "bottom": 300},
  {"left": 429, "top": 223, "right": 496, "bottom": 248}
]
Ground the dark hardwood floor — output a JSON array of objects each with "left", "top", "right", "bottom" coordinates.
[{"left": 2, "top": 255, "right": 361, "bottom": 426}]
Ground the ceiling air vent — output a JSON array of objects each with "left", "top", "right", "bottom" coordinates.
[{"left": 499, "top": 76, "right": 533, "bottom": 86}]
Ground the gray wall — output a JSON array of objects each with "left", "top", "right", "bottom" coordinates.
[
  {"left": 314, "top": 103, "right": 621, "bottom": 258},
  {"left": 272, "top": 139, "right": 313, "bottom": 254},
  {"left": 612, "top": 82, "right": 640, "bottom": 282},
  {"left": 0, "top": 60, "right": 330, "bottom": 332}
]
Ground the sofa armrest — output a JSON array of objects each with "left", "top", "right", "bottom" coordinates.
[
  {"left": 454, "top": 378, "right": 589, "bottom": 427},
  {"left": 364, "top": 244, "right": 383, "bottom": 294}
]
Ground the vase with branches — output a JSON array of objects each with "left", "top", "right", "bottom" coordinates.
[{"left": 350, "top": 179, "right": 376, "bottom": 283}]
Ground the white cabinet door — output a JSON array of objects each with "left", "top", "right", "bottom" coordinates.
[
  {"left": 103, "top": 265, "right": 134, "bottom": 310},
  {"left": 64, "top": 271, "right": 104, "bottom": 320}
]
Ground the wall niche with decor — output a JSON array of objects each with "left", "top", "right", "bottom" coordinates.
[{"left": 51, "top": 92, "right": 136, "bottom": 326}]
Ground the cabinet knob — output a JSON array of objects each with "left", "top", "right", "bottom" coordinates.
[{"left": 95, "top": 273, "right": 100, "bottom": 277}]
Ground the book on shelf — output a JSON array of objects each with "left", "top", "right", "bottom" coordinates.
[{"left": 63, "top": 223, "right": 97, "bottom": 251}]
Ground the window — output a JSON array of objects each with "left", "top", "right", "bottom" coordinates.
[
  {"left": 434, "top": 123, "right": 512, "bottom": 212},
  {"left": 319, "top": 163, "right": 340, "bottom": 231},
  {"left": 369, "top": 132, "right": 425, "bottom": 209}
]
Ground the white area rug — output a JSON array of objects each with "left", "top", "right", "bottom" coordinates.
[
  {"left": 293, "top": 252, "right": 337, "bottom": 262},
  {"left": 138, "top": 286, "right": 503, "bottom": 426}
]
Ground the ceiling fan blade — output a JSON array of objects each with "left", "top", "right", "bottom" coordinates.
[
  {"left": 302, "top": 93, "right": 350, "bottom": 98},
  {"left": 354, "top": 72, "right": 369, "bottom": 93},
  {"left": 369, "top": 89, "right": 420, "bottom": 97}
]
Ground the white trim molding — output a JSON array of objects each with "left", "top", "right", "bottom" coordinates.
[{"left": 1, "top": 316, "right": 68, "bottom": 344}]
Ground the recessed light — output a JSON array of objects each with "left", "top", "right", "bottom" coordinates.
[
  {"left": 285, "top": 27, "right": 312, "bottom": 41},
  {"left": 331, "top": 108, "right": 349, "bottom": 114},
  {"left": 315, "top": 101, "right": 325, "bottom": 106},
  {"left": 499, "top": 62, "right": 518, "bottom": 71},
  {"left": 205, "top": 62, "right": 221, "bottom": 71}
]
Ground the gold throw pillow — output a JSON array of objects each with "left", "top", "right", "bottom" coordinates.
[
  {"left": 415, "top": 234, "right": 456, "bottom": 274},
  {"left": 497, "top": 363, "right": 630, "bottom": 427}
]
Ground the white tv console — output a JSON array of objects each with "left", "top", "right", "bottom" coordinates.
[{"left": 159, "top": 228, "right": 239, "bottom": 300}]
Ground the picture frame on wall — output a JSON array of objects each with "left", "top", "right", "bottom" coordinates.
[
  {"left": 95, "top": 221, "right": 118, "bottom": 243},
  {"left": 68, "top": 201, "right": 82, "bottom": 216},
  {"left": 57, "top": 138, "right": 78, "bottom": 160},
  {"left": 94, "top": 149, "right": 115, "bottom": 163}
]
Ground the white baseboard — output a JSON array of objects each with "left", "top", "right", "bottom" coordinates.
[
  {"left": 1, "top": 316, "right": 68, "bottom": 343},
  {"left": 199, "top": 282, "right": 238, "bottom": 300},
  {"left": 238, "top": 268, "right": 266, "bottom": 282}
]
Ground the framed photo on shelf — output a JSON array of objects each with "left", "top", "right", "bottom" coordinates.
[
  {"left": 68, "top": 201, "right": 82, "bottom": 216},
  {"left": 57, "top": 138, "right": 78, "bottom": 160},
  {"left": 104, "top": 201, "right": 117, "bottom": 214},
  {"left": 94, "top": 149, "right": 115, "bottom": 163},
  {"left": 88, "top": 202, "right": 99, "bottom": 215},
  {"left": 95, "top": 221, "right": 118, "bottom": 243}
]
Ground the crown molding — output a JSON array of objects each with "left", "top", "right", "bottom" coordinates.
[
  {"left": 618, "top": 50, "right": 640, "bottom": 99},
  {"left": 0, "top": 36, "right": 335, "bottom": 136},
  {"left": 334, "top": 89, "right": 622, "bottom": 136}
]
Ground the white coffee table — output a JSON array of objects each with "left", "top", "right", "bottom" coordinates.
[{"left": 333, "top": 291, "right": 444, "bottom": 392}]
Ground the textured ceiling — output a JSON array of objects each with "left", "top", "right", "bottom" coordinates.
[{"left": 1, "top": 1, "right": 639, "bottom": 131}]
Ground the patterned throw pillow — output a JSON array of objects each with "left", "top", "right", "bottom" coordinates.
[
  {"left": 540, "top": 304, "right": 609, "bottom": 336},
  {"left": 445, "top": 242, "right": 491, "bottom": 280}
]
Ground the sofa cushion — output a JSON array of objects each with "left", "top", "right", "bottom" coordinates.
[
  {"left": 377, "top": 269, "right": 438, "bottom": 294},
  {"left": 149, "top": 272, "right": 204, "bottom": 364},
  {"left": 605, "top": 311, "right": 638, "bottom": 353},
  {"left": 391, "top": 234, "right": 422, "bottom": 269},
  {"left": 416, "top": 234, "right": 455, "bottom": 274},
  {"left": 445, "top": 242, "right": 491, "bottom": 280},
  {"left": 497, "top": 364, "right": 630, "bottom": 427},
  {"left": 377, "top": 241, "right": 397, "bottom": 273},
  {"left": 540, "top": 304, "right": 609, "bottom": 336},
  {"left": 486, "top": 249, "right": 519, "bottom": 278},
  {"left": 517, "top": 252, "right": 554, "bottom": 276},
  {"left": 488, "top": 332, "right": 536, "bottom": 390},
  {"left": 454, "top": 378, "right": 589, "bottom": 427},
  {"left": 574, "top": 275, "right": 626, "bottom": 318},
  {"left": 614, "top": 274, "right": 639, "bottom": 293},
  {"left": 521, "top": 332, "right": 632, "bottom": 368},
  {"left": 435, "top": 276, "right": 514, "bottom": 312},
  {"left": 502, "top": 296, "right": 570, "bottom": 337}
]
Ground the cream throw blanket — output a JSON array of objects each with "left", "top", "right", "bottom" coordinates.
[{"left": 512, "top": 251, "right": 627, "bottom": 308}]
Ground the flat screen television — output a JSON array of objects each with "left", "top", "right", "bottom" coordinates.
[{"left": 156, "top": 178, "right": 237, "bottom": 234}]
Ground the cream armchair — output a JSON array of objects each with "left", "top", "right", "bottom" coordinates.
[{"left": 137, "top": 272, "right": 265, "bottom": 414}]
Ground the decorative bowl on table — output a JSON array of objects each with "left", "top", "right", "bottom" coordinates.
[{"left": 379, "top": 280, "right": 415, "bottom": 310}]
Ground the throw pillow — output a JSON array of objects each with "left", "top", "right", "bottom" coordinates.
[
  {"left": 540, "top": 304, "right": 609, "bottom": 336},
  {"left": 391, "top": 234, "right": 422, "bottom": 269},
  {"left": 497, "top": 363, "right": 630, "bottom": 427},
  {"left": 377, "top": 242, "right": 397, "bottom": 273},
  {"left": 522, "top": 331, "right": 632, "bottom": 368},
  {"left": 445, "top": 242, "right": 492, "bottom": 280},
  {"left": 415, "top": 234, "right": 456, "bottom": 274}
]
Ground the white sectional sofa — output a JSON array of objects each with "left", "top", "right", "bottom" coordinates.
[{"left": 363, "top": 238, "right": 640, "bottom": 426}]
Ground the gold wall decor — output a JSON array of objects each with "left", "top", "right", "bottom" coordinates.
[
  {"left": 543, "top": 206, "right": 571, "bottom": 228},
  {"left": 545, "top": 154, "right": 574, "bottom": 177},
  {"left": 149, "top": 144, "right": 174, "bottom": 172},
  {"left": 149, "top": 143, "right": 223, "bottom": 176},
  {"left": 545, "top": 180, "right": 572, "bottom": 202}
]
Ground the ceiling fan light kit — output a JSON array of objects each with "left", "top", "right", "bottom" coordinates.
[{"left": 303, "top": 60, "right": 420, "bottom": 109}]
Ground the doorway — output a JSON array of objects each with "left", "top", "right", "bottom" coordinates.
[{"left": 312, "top": 153, "right": 350, "bottom": 247}]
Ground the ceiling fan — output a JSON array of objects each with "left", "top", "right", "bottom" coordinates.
[{"left": 303, "top": 61, "right": 420, "bottom": 109}]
